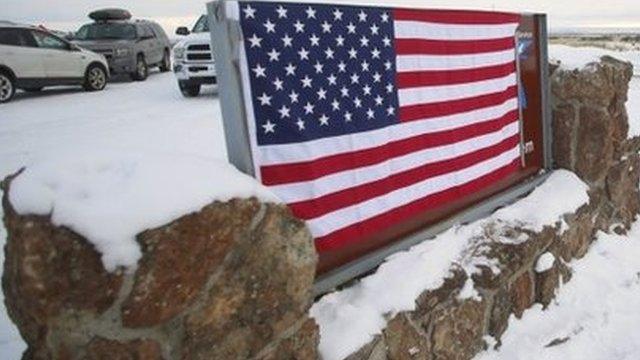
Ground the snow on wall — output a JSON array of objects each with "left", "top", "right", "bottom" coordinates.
[
  {"left": 311, "top": 170, "right": 589, "bottom": 360},
  {"left": 8, "top": 152, "right": 279, "bottom": 271}
]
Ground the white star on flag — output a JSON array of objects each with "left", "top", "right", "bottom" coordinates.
[
  {"left": 319, "top": 114, "right": 330, "bottom": 126},
  {"left": 310, "top": 34, "right": 320, "bottom": 46},
  {"left": 267, "top": 48, "right": 280, "bottom": 62},
  {"left": 262, "top": 120, "right": 275, "bottom": 134},
  {"left": 248, "top": 34, "right": 262, "bottom": 48},
  {"left": 276, "top": 5, "right": 288, "bottom": 18},
  {"left": 272, "top": 77, "right": 283, "bottom": 91},
  {"left": 333, "top": 9, "right": 344, "bottom": 21},
  {"left": 305, "top": 6, "right": 316, "bottom": 19},
  {"left": 252, "top": 64, "right": 266, "bottom": 78},
  {"left": 243, "top": 5, "right": 256, "bottom": 19},
  {"left": 257, "top": 93, "right": 271, "bottom": 106},
  {"left": 282, "top": 34, "right": 293, "bottom": 47},
  {"left": 264, "top": 19, "right": 276, "bottom": 33}
]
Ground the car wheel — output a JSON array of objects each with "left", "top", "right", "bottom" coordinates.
[
  {"left": 83, "top": 64, "right": 107, "bottom": 91},
  {"left": 0, "top": 71, "right": 16, "bottom": 104},
  {"left": 159, "top": 50, "right": 171, "bottom": 72},
  {"left": 23, "top": 87, "right": 43, "bottom": 92},
  {"left": 131, "top": 55, "right": 148, "bottom": 81},
  {"left": 179, "top": 82, "right": 201, "bottom": 97}
]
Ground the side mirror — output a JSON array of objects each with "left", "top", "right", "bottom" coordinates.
[
  {"left": 176, "top": 27, "right": 190, "bottom": 36},
  {"left": 64, "top": 33, "right": 75, "bottom": 41}
]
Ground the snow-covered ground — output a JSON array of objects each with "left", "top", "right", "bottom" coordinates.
[
  {"left": 476, "top": 223, "right": 640, "bottom": 360},
  {"left": 0, "top": 72, "right": 227, "bottom": 356},
  {"left": 0, "top": 72, "right": 227, "bottom": 178}
]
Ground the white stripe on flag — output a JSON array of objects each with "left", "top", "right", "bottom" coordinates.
[
  {"left": 271, "top": 121, "right": 519, "bottom": 203},
  {"left": 394, "top": 20, "right": 519, "bottom": 41},
  {"left": 308, "top": 146, "right": 521, "bottom": 238},
  {"left": 258, "top": 98, "right": 518, "bottom": 166},
  {"left": 398, "top": 72, "right": 517, "bottom": 106},
  {"left": 396, "top": 49, "right": 517, "bottom": 72}
]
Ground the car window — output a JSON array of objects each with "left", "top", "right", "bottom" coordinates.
[
  {"left": 31, "top": 30, "right": 69, "bottom": 50},
  {"left": 75, "top": 23, "right": 137, "bottom": 40},
  {"left": 0, "top": 28, "right": 36, "bottom": 47},
  {"left": 139, "top": 25, "right": 155, "bottom": 39},
  {"left": 192, "top": 15, "right": 209, "bottom": 33}
]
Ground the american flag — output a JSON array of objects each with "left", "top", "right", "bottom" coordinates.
[{"left": 235, "top": 2, "right": 522, "bottom": 252}]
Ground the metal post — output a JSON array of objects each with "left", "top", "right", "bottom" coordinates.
[
  {"left": 207, "top": 1, "right": 256, "bottom": 176},
  {"left": 537, "top": 14, "right": 554, "bottom": 171}
]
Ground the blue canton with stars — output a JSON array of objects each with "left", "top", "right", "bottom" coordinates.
[{"left": 239, "top": 2, "right": 400, "bottom": 146}]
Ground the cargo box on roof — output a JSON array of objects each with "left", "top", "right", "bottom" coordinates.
[{"left": 88, "top": 9, "right": 132, "bottom": 22}]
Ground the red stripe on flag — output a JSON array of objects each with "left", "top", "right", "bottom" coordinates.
[
  {"left": 315, "top": 158, "right": 521, "bottom": 252},
  {"left": 397, "top": 62, "right": 516, "bottom": 88},
  {"left": 260, "top": 109, "right": 519, "bottom": 185},
  {"left": 290, "top": 134, "right": 520, "bottom": 219},
  {"left": 399, "top": 85, "right": 517, "bottom": 123},
  {"left": 395, "top": 37, "right": 515, "bottom": 55},
  {"left": 393, "top": 8, "right": 521, "bottom": 25}
]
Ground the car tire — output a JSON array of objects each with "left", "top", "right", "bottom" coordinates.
[
  {"left": 23, "top": 87, "right": 43, "bottom": 92},
  {"left": 83, "top": 64, "right": 108, "bottom": 91},
  {"left": 131, "top": 55, "right": 148, "bottom": 81},
  {"left": 179, "top": 82, "right": 201, "bottom": 97},
  {"left": 159, "top": 50, "right": 171, "bottom": 72},
  {"left": 0, "top": 71, "right": 16, "bottom": 104}
]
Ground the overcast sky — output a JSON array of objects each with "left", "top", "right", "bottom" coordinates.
[{"left": 3, "top": 0, "right": 640, "bottom": 33}]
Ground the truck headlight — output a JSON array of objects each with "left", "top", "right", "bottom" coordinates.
[
  {"left": 173, "top": 47, "right": 185, "bottom": 59},
  {"left": 115, "top": 48, "right": 131, "bottom": 57}
]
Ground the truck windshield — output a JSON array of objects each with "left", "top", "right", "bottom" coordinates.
[
  {"left": 75, "top": 23, "right": 137, "bottom": 40},
  {"left": 192, "top": 16, "right": 209, "bottom": 33}
]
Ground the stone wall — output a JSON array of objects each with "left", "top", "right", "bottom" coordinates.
[
  {"left": 3, "top": 55, "right": 638, "bottom": 360},
  {"left": 1, "top": 177, "right": 319, "bottom": 359},
  {"left": 341, "top": 57, "right": 639, "bottom": 360}
]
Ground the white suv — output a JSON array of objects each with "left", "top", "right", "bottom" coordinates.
[
  {"left": 0, "top": 22, "right": 110, "bottom": 103},
  {"left": 173, "top": 15, "right": 217, "bottom": 97}
]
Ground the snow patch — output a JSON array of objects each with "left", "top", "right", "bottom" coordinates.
[
  {"left": 458, "top": 278, "right": 482, "bottom": 302},
  {"left": 535, "top": 252, "right": 556, "bottom": 273},
  {"left": 8, "top": 152, "right": 278, "bottom": 271},
  {"left": 312, "top": 170, "right": 589, "bottom": 360},
  {"left": 493, "top": 170, "right": 589, "bottom": 232}
]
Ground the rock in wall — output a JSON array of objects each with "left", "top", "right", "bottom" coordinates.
[
  {"left": 1, "top": 174, "right": 319, "bottom": 360},
  {"left": 551, "top": 56, "right": 640, "bottom": 229}
]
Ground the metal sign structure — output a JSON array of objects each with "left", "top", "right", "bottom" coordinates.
[{"left": 206, "top": 1, "right": 553, "bottom": 295}]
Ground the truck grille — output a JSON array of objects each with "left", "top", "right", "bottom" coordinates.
[
  {"left": 185, "top": 43, "right": 213, "bottom": 62},
  {"left": 187, "top": 44, "right": 210, "bottom": 51},
  {"left": 186, "top": 53, "right": 212, "bottom": 61}
]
